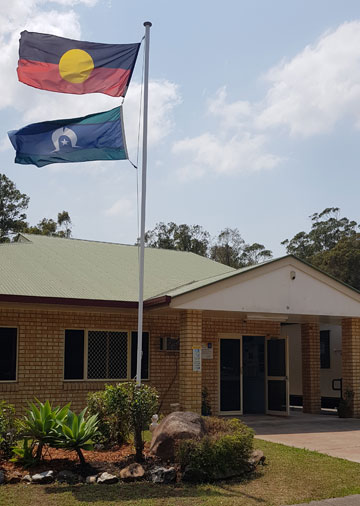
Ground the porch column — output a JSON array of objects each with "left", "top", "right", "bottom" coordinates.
[
  {"left": 342, "top": 318, "right": 360, "bottom": 417},
  {"left": 179, "top": 310, "right": 202, "bottom": 413},
  {"left": 301, "top": 323, "right": 321, "bottom": 414}
]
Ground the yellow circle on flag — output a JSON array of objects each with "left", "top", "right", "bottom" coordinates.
[{"left": 59, "top": 49, "right": 94, "bottom": 83}]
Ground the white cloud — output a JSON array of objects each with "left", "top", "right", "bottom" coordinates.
[
  {"left": 105, "top": 197, "right": 135, "bottom": 217},
  {"left": 207, "top": 86, "right": 253, "bottom": 131},
  {"left": 123, "top": 80, "right": 181, "bottom": 151},
  {"left": 173, "top": 131, "right": 280, "bottom": 181},
  {"left": 174, "top": 21, "right": 360, "bottom": 181},
  {"left": 174, "top": 86, "right": 281, "bottom": 181},
  {"left": 257, "top": 21, "right": 360, "bottom": 136}
]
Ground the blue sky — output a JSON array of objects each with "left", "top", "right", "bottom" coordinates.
[{"left": 1, "top": 0, "right": 360, "bottom": 256}]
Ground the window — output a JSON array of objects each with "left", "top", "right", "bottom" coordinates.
[
  {"left": 0, "top": 327, "right": 17, "bottom": 381},
  {"left": 64, "top": 330, "right": 84, "bottom": 380},
  {"left": 320, "top": 330, "right": 330, "bottom": 369},
  {"left": 64, "top": 329, "right": 149, "bottom": 380}
]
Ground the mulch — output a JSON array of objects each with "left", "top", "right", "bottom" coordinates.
[{"left": 0, "top": 442, "right": 158, "bottom": 482}]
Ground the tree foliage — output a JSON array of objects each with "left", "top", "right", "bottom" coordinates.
[
  {"left": 282, "top": 207, "right": 360, "bottom": 290},
  {"left": 144, "top": 222, "right": 272, "bottom": 269},
  {"left": 210, "top": 228, "right": 272, "bottom": 268},
  {"left": 281, "top": 207, "right": 358, "bottom": 259},
  {"left": 0, "top": 173, "right": 72, "bottom": 239},
  {"left": 0, "top": 173, "right": 29, "bottom": 242},
  {"left": 144, "top": 222, "right": 210, "bottom": 256},
  {"left": 24, "top": 211, "right": 72, "bottom": 238}
]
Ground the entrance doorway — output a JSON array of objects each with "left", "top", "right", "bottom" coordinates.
[
  {"left": 219, "top": 335, "right": 289, "bottom": 416},
  {"left": 243, "top": 336, "right": 265, "bottom": 414},
  {"left": 220, "top": 338, "right": 242, "bottom": 413}
]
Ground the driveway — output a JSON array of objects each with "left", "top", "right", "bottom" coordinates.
[{"left": 241, "top": 410, "right": 360, "bottom": 462}]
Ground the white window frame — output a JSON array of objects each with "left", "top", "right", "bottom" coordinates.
[
  {"left": 63, "top": 328, "right": 150, "bottom": 382},
  {"left": 0, "top": 326, "right": 18, "bottom": 383}
]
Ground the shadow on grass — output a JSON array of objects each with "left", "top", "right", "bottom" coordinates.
[{"left": 44, "top": 473, "right": 266, "bottom": 504}]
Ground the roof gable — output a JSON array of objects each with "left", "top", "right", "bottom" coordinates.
[{"left": 170, "top": 257, "right": 360, "bottom": 319}]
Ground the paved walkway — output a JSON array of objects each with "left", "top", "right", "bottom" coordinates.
[
  {"left": 289, "top": 495, "right": 360, "bottom": 505},
  {"left": 241, "top": 410, "right": 360, "bottom": 462}
]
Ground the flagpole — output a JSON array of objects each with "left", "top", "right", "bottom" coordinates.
[{"left": 136, "top": 21, "right": 151, "bottom": 386}]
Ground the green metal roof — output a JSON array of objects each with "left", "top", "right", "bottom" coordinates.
[{"left": 0, "top": 234, "right": 235, "bottom": 302}]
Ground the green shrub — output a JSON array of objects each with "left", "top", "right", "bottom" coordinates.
[
  {"left": 88, "top": 382, "right": 159, "bottom": 461},
  {"left": 87, "top": 386, "right": 130, "bottom": 446},
  {"left": 51, "top": 408, "right": 99, "bottom": 465},
  {"left": 123, "top": 382, "right": 159, "bottom": 462},
  {"left": 177, "top": 418, "right": 254, "bottom": 481},
  {"left": 87, "top": 391, "right": 113, "bottom": 444},
  {"left": 0, "top": 400, "right": 20, "bottom": 460}
]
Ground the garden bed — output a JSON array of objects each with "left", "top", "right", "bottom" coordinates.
[{"left": 0, "top": 442, "right": 161, "bottom": 482}]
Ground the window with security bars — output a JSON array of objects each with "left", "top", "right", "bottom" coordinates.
[{"left": 87, "top": 331, "right": 128, "bottom": 379}]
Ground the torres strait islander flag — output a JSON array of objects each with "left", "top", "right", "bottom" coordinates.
[
  {"left": 17, "top": 31, "right": 140, "bottom": 97},
  {"left": 8, "top": 107, "right": 128, "bottom": 167}
]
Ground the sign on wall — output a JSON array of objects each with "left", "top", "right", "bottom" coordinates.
[
  {"left": 202, "top": 343, "right": 213, "bottom": 359},
  {"left": 192, "top": 347, "right": 202, "bottom": 372}
]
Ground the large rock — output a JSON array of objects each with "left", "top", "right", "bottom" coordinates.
[
  {"left": 150, "top": 466, "right": 176, "bottom": 484},
  {"left": 57, "top": 470, "right": 79, "bottom": 484},
  {"left": 150, "top": 411, "right": 206, "bottom": 461},
  {"left": 119, "top": 463, "right": 145, "bottom": 482},
  {"left": 31, "top": 471, "right": 54, "bottom": 484},
  {"left": 97, "top": 472, "right": 119, "bottom": 485},
  {"left": 246, "top": 449, "right": 266, "bottom": 472}
]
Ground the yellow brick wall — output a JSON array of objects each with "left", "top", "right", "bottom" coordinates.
[
  {"left": 342, "top": 318, "right": 360, "bottom": 417},
  {"left": 301, "top": 323, "right": 321, "bottom": 414},
  {"left": 179, "top": 310, "right": 202, "bottom": 413},
  {"left": 0, "top": 305, "right": 180, "bottom": 414},
  {"left": 0, "top": 304, "right": 282, "bottom": 416}
]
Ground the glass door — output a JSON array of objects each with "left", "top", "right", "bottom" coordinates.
[
  {"left": 265, "top": 336, "right": 289, "bottom": 416},
  {"left": 220, "top": 338, "right": 242, "bottom": 414}
]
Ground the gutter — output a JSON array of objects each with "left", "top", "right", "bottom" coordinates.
[{"left": 0, "top": 294, "right": 172, "bottom": 309}]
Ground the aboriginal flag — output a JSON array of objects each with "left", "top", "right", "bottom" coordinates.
[
  {"left": 8, "top": 107, "right": 128, "bottom": 167},
  {"left": 17, "top": 31, "right": 140, "bottom": 97}
]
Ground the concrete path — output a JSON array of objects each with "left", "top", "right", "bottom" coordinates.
[
  {"left": 241, "top": 411, "right": 360, "bottom": 462},
  {"left": 288, "top": 495, "right": 360, "bottom": 505}
]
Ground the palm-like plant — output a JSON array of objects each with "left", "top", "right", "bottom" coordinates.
[
  {"left": 52, "top": 408, "right": 98, "bottom": 465},
  {"left": 21, "top": 400, "right": 69, "bottom": 460}
]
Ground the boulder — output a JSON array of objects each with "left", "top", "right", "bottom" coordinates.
[
  {"left": 150, "top": 466, "right": 176, "bottom": 484},
  {"left": 31, "top": 471, "right": 54, "bottom": 484},
  {"left": 97, "top": 472, "right": 119, "bottom": 485},
  {"left": 86, "top": 475, "right": 97, "bottom": 484},
  {"left": 0, "top": 471, "right": 5, "bottom": 485},
  {"left": 119, "top": 463, "right": 145, "bottom": 482},
  {"left": 150, "top": 411, "right": 206, "bottom": 461},
  {"left": 57, "top": 470, "right": 79, "bottom": 484},
  {"left": 247, "top": 449, "right": 266, "bottom": 471}
]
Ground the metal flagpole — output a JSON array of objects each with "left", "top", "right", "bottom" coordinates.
[{"left": 136, "top": 21, "right": 152, "bottom": 386}]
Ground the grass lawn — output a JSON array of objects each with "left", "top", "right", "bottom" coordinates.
[{"left": 1, "top": 439, "right": 360, "bottom": 506}]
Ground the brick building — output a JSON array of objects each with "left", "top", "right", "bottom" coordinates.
[{"left": 1, "top": 234, "right": 360, "bottom": 416}]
